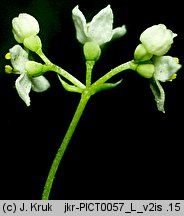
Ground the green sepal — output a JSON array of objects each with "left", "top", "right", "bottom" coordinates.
[
  {"left": 58, "top": 75, "right": 83, "bottom": 93},
  {"left": 134, "top": 44, "right": 153, "bottom": 62},
  {"left": 150, "top": 75, "right": 165, "bottom": 113},
  {"left": 91, "top": 79, "right": 122, "bottom": 94},
  {"left": 23, "top": 35, "right": 42, "bottom": 53}
]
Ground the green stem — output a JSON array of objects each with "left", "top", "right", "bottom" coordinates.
[
  {"left": 42, "top": 91, "right": 91, "bottom": 200},
  {"left": 44, "top": 64, "right": 86, "bottom": 90},
  {"left": 86, "top": 60, "right": 95, "bottom": 87},
  {"left": 93, "top": 60, "right": 137, "bottom": 85},
  {"left": 41, "top": 59, "right": 137, "bottom": 199},
  {"left": 36, "top": 49, "right": 52, "bottom": 65},
  {"left": 37, "top": 49, "right": 85, "bottom": 89}
]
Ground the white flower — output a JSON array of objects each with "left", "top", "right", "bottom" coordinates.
[
  {"left": 12, "top": 13, "right": 39, "bottom": 43},
  {"left": 140, "top": 24, "right": 177, "bottom": 56},
  {"left": 153, "top": 56, "right": 182, "bottom": 82},
  {"left": 72, "top": 5, "right": 126, "bottom": 45},
  {"left": 150, "top": 56, "right": 182, "bottom": 113},
  {"left": 9, "top": 45, "right": 50, "bottom": 106}
]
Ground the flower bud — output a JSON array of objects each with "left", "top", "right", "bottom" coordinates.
[
  {"left": 83, "top": 42, "right": 101, "bottom": 61},
  {"left": 12, "top": 13, "right": 40, "bottom": 43},
  {"left": 140, "top": 24, "right": 177, "bottom": 56},
  {"left": 134, "top": 44, "right": 153, "bottom": 62},
  {"left": 23, "top": 35, "right": 42, "bottom": 53},
  {"left": 136, "top": 64, "right": 154, "bottom": 78},
  {"left": 25, "top": 61, "right": 44, "bottom": 76}
]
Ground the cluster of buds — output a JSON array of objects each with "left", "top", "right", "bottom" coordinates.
[
  {"left": 133, "top": 24, "right": 182, "bottom": 112},
  {"left": 134, "top": 24, "right": 181, "bottom": 80},
  {"left": 4, "top": 6, "right": 182, "bottom": 112},
  {"left": 5, "top": 14, "right": 50, "bottom": 106}
]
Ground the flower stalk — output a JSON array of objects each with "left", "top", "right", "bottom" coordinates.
[
  {"left": 93, "top": 60, "right": 138, "bottom": 86},
  {"left": 44, "top": 63, "right": 86, "bottom": 90},
  {"left": 42, "top": 90, "right": 91, "bottom": 200},
  {"left": 85, "top": 60, "right": 95, "bottom": 87}
]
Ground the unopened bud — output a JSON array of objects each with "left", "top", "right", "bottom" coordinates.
[
  {"left": 12, "top": 13, "right": 39, "bottom": 43},
  {"left": 140, "top": 24, "right": 177, "bottom": 56},
  {"left": 136, "top": 64, "right": 154, "bottom": 78}
]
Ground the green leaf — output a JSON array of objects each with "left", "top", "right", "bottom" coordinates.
[
  {"left": 58, "top": 75, "right": 83, "bottom": 93},
  {"left": 91, "top": 79, "right": 122, "bottom": 94}
]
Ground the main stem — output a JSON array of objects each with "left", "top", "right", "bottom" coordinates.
[{"left": 42, "top": 91, "right": 91, "bottom": 200}]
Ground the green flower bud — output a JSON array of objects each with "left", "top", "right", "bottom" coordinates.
[
  {"left": 25, "top": 61, "right": 44, "bottom": 76},
  {"left": 134, "top": 44, "right": 153, "bottom": 62},
  {"left": 12, "top": 13, "right": 39, "bottom": 43},
  {"left": 136, "top": 64, "right": 154, "bottom": 78},
  {"left": 23, "top": 35, "right": 42, "bottom": 53},
  {"left": 83, "top": 42, "right": 101, "bottom": 61}
]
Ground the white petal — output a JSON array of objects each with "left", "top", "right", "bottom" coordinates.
[
  {"left": 112, "top": 25, "right": 127, "bottom": 40},
  {"left": 9, "top": 45, "right": 28, "bottom": 73},
  {"left": 31, "top": 76, "right": 50, "bottom": 92},
  {"left": 72, "top": 5, "right": 88, "bottom": 44},
  {"left": 140, "top": 24, "right": 177, "bottom": 56},
  {"left": 88, "top": 5, "right": 113, "bottom": 45},
  {"left": 15, "top": 73, "right": 32, "bottom": 106},
  {"left": 154, "top": 56, "right": 182, "bottom": 82},
  {"left": 150, "top": 76, "right": 165, "bottom": 113},
  {"left": 12, "top": 13, "right": 39, "bottom": 43}
]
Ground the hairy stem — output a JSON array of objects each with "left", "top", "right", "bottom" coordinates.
[
  {"left": 37, "top": 49, "right": 85, "bottom": 89},
  {"left": 86, "top": 60, "right": 95, "bottom": 87},
  {"left": 46, "top": 64, "right": 86, "bottom": 89},
  {"left": 42, "top": 91, "right": 91, "bottom": 200},
  {"left": 93, "top": 60, "right": 137, "bottom": 85}
]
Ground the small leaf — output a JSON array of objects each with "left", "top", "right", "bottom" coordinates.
[
  {"left": 91, "top": 79, "right": 122, "bottom": 94},
  {"left": 58, "top": 75, "right": 83, "bottom": 93}
]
